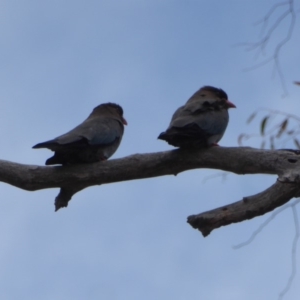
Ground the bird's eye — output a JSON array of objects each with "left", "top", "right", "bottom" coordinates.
[{"left": 201, "top": 94, "right": 206, "bottom": 97}]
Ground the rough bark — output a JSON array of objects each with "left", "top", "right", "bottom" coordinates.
[{"left": 1, "top": 147, "right": 300, "bottom": 236}]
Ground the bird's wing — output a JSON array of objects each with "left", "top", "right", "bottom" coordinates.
[
  {"left": 169, "top": 106, "right": 229, "bottom": 137},
  {"left": 56, "top": 118, "right": 123, "bottom": 145},
  {"left": 33, "top": 118, "right": 123, "bottom": 150}
]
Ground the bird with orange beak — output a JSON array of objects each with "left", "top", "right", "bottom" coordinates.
[
  {"left": 158, "top": 86, "right": 236, "bottom": 148},
  {"left": 33, "top": 103, "right": 127, "bottom": 165}
]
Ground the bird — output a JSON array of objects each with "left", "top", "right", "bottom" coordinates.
[
  {"left": 33, "top": 103, "right": 127, "bottom": 165},
  {"left": 158, "top": 86, "right": 236, "bottom": 148}
]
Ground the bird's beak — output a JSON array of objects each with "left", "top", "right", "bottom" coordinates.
[
  {"left": 226, "top": 100, "right": 236, "bottom": 108},
  {"left": 122, "top": 117, "right": 128, "bottom": 125}
]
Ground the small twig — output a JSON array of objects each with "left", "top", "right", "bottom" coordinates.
[
  {"left": 55, "top": 186, "right": 86, "bottom": 211},
  {"left": 233, "top": 198, "right": 300, "bottom": 249},
  {"left": 278, "top": 202, "right": 300, "bottom": 300},
  {"left": 202, "top": 172, "right": 229, "bottom": 184},
  {"left": 240, "top": 0, "right": 296, "bottom": 95}
]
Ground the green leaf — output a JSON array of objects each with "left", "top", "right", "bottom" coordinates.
[
  {"left": 246, "top": 112, "right": 257, "bottom": 124},
  {"left": 276, "top": 119, "right": 288, "bottom": 138},
  {"left": 260, "top": 116, "right": 269, "bottom": 136}
]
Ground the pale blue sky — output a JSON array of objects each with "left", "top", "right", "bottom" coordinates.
[{"left": 0, "top": 1, "right": 300, "bottom": 299}]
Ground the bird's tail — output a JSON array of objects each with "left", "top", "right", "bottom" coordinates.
[
  {"left": 157, "top": 132, "right": 168, "bottom": 141},
  {"left": 45, "top": 154, "right": 62, "bottom": 165},
  {"left": 32, "top": 142, "right": 47, "bottom": 149}
]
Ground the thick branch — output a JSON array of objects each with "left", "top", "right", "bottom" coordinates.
[
  {"left": 1, "top": 147, "right": 300, "bottom": 230},
  {"left": 1, "top": 147, "right": 300, "bottom": 190}
]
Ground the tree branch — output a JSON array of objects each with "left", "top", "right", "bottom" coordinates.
[
  {"left": 239, "top": 0, "right": 296, "bottom": 95},
  {"left": 1, "top": 147, "right": 300, "bottom": 234},
  {"left": 187, "top": 180, "right": 300, "bottom": 237}
]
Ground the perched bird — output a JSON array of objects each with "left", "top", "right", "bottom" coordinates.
[
  {"left": 158, "top": 86, "right": 236, "bottom": 148},
  {"left": 33, "top": 103, "right": 127, "bottom": 165}
]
